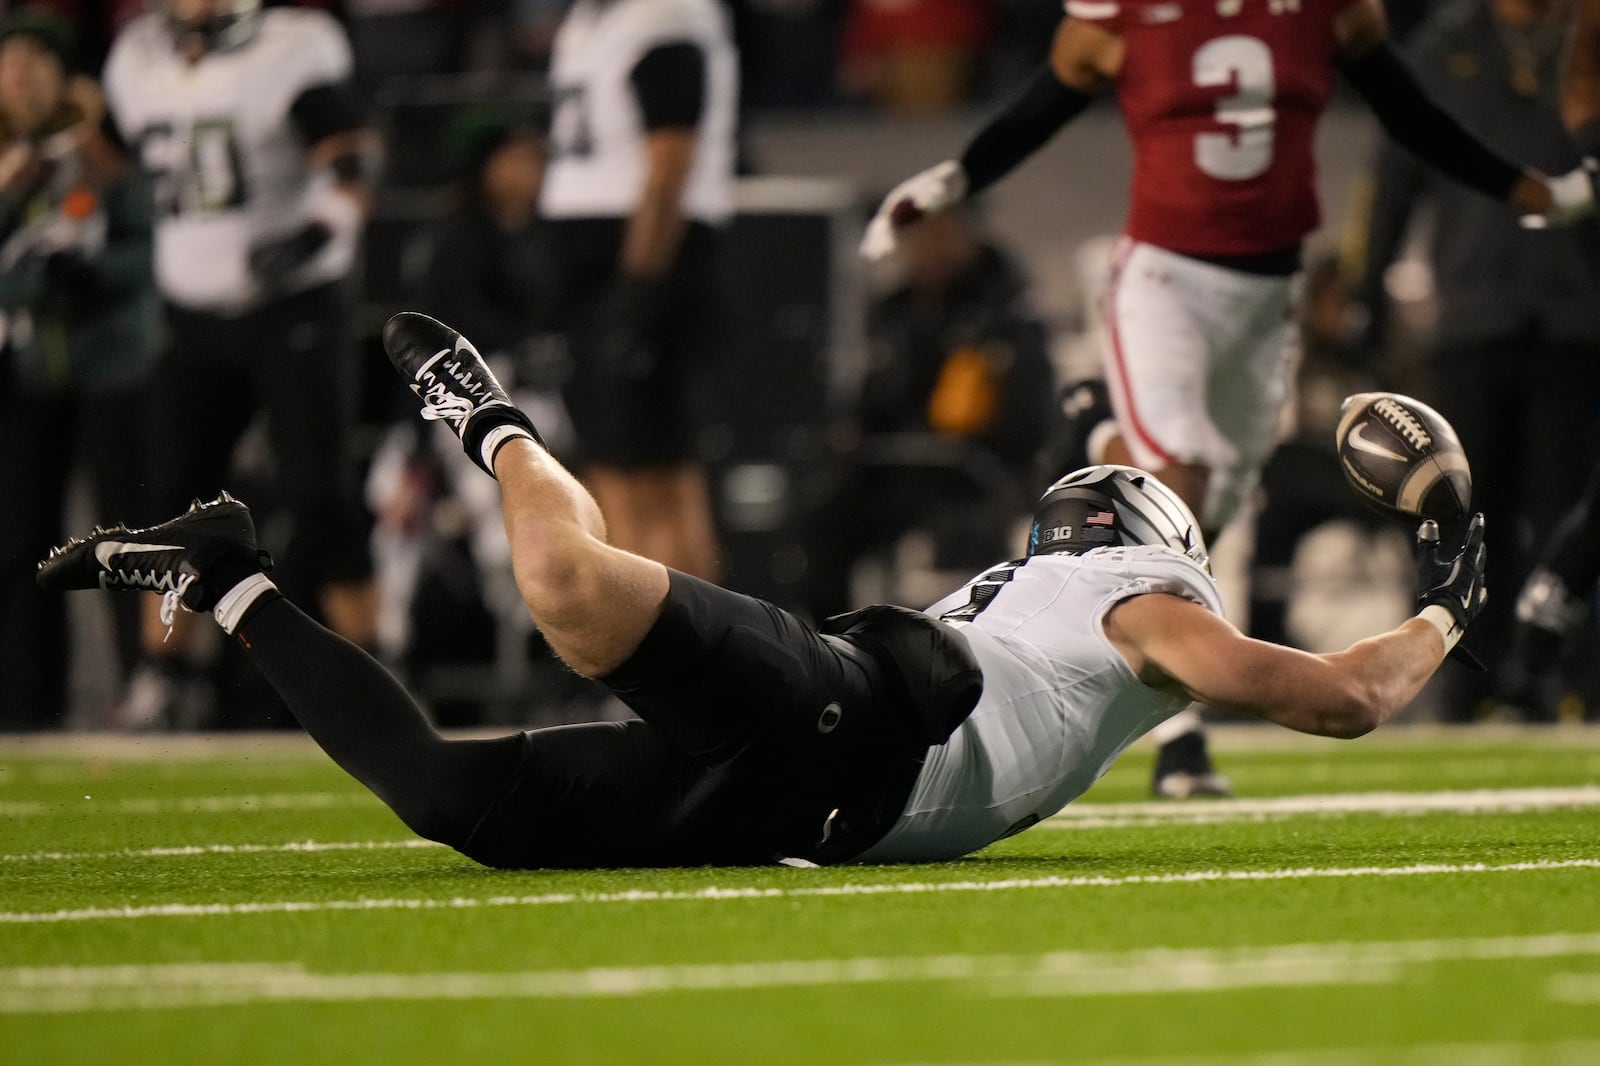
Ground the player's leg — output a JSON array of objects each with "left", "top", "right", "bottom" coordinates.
[
  {"left": 37, "top": 496, "right": 525, "bottom": 846},
  {"left": 492, "top": 438, "right": 671, "bottom": 677},
  {"left": 1098, "top": 240, "right": 1227, "bottom": 536},
  {"left": 256, "top": 284, "right": 378, "bottom": 649},
  {"left": 382, "top": 311, "right": 670, "bottom": 677}
]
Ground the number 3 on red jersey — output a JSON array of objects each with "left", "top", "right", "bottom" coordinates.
[
  {"left": 1194, "top": 35, "right": 1274, "bottom": 181},
  {"left": 1068, "top": 0, "right": 1343, "bottom": 256}
]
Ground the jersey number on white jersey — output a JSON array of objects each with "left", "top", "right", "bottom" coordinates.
[
  {"left": 548, "top": 85, "right": 596, "bottom": 160},
  {"left": 939, "top": 562, "right": 1021, "bottom": 623},
  {"left": 137, "top": 119, "right": 250, "bottom": 216},
  {"left": 1193, "top": 35, "right": 1275, "bottom": 181}
]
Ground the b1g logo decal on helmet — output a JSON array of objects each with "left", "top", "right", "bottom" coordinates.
[{"left": 1027, "top": 465, "right": 1209, "bottom": 571}]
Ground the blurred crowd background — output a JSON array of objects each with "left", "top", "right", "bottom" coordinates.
[{"left": 3, "top": 0, "right": 1598, "bottom": 733}]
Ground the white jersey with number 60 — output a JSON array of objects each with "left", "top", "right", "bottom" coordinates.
[
  {"left": 103, "top": 9, "right": 356, "bottom": 314},
  {"left": 856, "top": 546, "right": 1225, "bottom": 863}
]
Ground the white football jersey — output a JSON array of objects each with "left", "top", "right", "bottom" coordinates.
[
  {"left": 540, "top": 0, "right": 737, "bottom": 224},
  {"left": 855, "top": 546, "right": 1225, "bottom": 864},
  {"left": 103, "top": 9, "right": 357, "bottom": 314}
]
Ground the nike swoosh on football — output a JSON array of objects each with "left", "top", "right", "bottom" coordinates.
[
  {"left": 94, "top": 541, "right": 187, "bottom": 569},
  {"left": 1347, "top": 422, "right": 1410, "bottom": 463}
]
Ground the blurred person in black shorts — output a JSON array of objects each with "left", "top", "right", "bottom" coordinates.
[{"left": 538, "top": 0, "right": 739, "bottom": 580}]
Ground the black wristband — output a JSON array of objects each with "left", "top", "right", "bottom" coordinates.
[
  {"left": 1340, "top": 42, "right": 1523, "bottom": 200},
  {"left": 959, "top": 65, "right": 1094, "bottom": 196},
  {"left": 1575, "top": 118, "right": 1600, "bottom": 160}
]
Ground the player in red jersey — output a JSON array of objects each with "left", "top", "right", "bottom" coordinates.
[
  {"left": 865, "top": 0, "right": 1592, "bottom": 542},
  {"left": 864, "top": 0, "right": 1591, "bottom": 790}
]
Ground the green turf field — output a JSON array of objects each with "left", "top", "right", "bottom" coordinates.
[{"left": 4, "top": 726, "right": 1600, "bottom": 1065}]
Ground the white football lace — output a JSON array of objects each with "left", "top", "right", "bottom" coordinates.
[
  {"left": 418, "top": 392, "right": 475, "bottom": 426},
  {"left": 1373, "top": 398, "right": 1431, "bottom": 450},
  {"left": 159, "top": 574, "right": 197, "bottom": 643}
]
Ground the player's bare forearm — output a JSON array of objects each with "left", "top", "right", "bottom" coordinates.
[
  {"left": 621, "top": 130, "right": 696, "bottom": 279},
  {"left": 1278, "top": 619, "right": 1445, "bottom": 737},
  {"left": 1566, "top": 0, "right": 1600, "bottom": 131},
  {"left": 1106, "top": 594, "right": 1445, "bottom": 740}
]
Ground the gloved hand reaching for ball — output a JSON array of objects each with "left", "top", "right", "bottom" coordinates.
[{"left": 1414, "top": 512, "right": 1487, "bottom": 664}]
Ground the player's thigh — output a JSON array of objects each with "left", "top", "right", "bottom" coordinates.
[
  {"left": 1202, "top": 289, "right": 1296, "bottom": 525},
  {"left": 601, "top": 570, "right": 876, "bottom": 761},
  {"left": 458, "top": 719, "right": 725, "bottom": 868},
  {"left": 1101, "top": 243, "right": 1226, "bottom": 471}
]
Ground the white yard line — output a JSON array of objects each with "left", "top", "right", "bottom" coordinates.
[
  {"left": 1546, "top": 972, "right": 1600, "bottom": 1004},
  {"left": 0, "top": 792, "right": 375, "bottom": 818},
  {"left": 0, "top": 839, "right": 441, "bottom": 863},
  {"left": 1042, "top": 786, "right": 1600, "bottom": 829},
  {"left": 3, "top": 857, "right": 1598, "bottom": 925},
  {"left": 6, "top": 932, "right": 1600, "bottom": 1012},
  {"left": 906, "top": 1040, "right": 1600, "bottom": 1066}
]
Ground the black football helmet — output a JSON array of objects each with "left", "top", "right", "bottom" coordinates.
[
  {"left": 166, "top": 0, "right": 262, "bottom": 53},
  {"left": 1028, "top": 464, "right": 1209, "bottom": 572}
]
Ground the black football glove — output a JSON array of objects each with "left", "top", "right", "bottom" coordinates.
[
  {"left": 246, "top": 220, "right": 332, "bottom": 287},
  {"left": 594, "top": 276, "right": 664, "bottom": 383},
  {"left": 1415, "top": 512, "right": 1487, "bottom": 667}
]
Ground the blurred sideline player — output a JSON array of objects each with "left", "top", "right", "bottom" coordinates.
[
  {"left": 37, "top": 310, "right": 1490, "bottom": 869},
  {"left": 101, "top": 0, "right": 377, "bottom": 725},
  {"left": 538, "top": 0, "right": 738, "bottom": 580},
  {"left": 863, "top": 0, "right": 1590, "bottom": 787},
  {"left": 1497, "top": 0, "right": 1600, "bottom": 717}
]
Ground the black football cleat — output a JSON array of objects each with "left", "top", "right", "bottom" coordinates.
[
  {"left": 382, "top": 311, "right": 544, "bottom": 475},
  {"left": 1151, "top": 729, "right": 1232, "bottom": 799},
  {"left": 37, "top": 493, "right": 270, "bottom": 617}
]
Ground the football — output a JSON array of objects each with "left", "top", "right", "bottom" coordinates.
[{"left": 1334, "top": 391, "right": 1471, "bottom": 521}]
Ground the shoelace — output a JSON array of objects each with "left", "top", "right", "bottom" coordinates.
[
  {"left": 417, "top": 391, "right": 476, "bottom": 427},
  {"left": 159, "top": 573, "right": 197, "bottom": 643}
]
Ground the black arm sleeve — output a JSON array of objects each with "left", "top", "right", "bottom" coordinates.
[
  {"left": 631, "top": 42, "right": 706, "bottom": 130},
  {"left": 1339, "top": 42, "right": 1522, "bottom": 200},
  {"left": 958, "top": 64, "right": 1095, "bottom": 196},
  {"left": 289, "top": 82, "right": 368, "bottom": 145}
]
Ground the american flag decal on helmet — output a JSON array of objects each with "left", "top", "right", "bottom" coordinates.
[{"left": 1086, "top": 510, "right": 1116, "bottom": 527}]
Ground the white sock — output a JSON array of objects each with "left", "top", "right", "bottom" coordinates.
[
  {"left": 212, "top": 573, "right": 279, "bottom": 635},
  {"left": 478, "top": 424, "right": 540, "bottom": 476}
]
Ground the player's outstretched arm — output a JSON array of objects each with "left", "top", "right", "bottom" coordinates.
[
  {"left": 1334, "top": 0, "right": 1591, "bottom": 227},
  {"left": 860, "top": 19, "right": 1116, "bottom": 261},
  {"left": 1104, "top": 516, "right": 1487, "bottom": 739}
]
